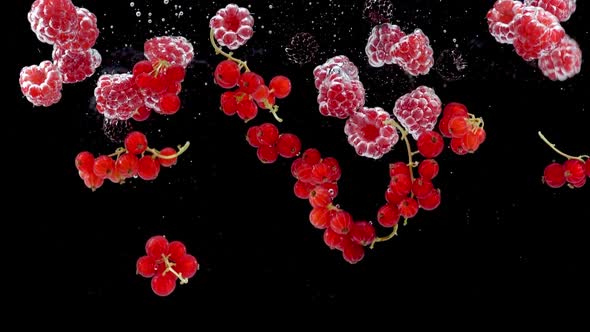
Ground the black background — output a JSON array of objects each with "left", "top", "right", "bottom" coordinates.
[{"left": 11, "top": 0, "right": 588, "bottom": 320}]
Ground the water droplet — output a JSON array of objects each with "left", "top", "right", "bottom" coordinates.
[
  {"left": 136, "top": 11, "right": 141, "bottom": 17},
  {"left": 164, "top": 0, "right": 169, "bottom": 4},
  {"left": 130, "top": 2, "right": 135, "bottom": 7}
]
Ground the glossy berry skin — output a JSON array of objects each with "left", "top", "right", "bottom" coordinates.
[
  {"left": 116, "top": 153, "right": 139, "bottom": 179},
  {"left": 389, "top": 173, "right": 412, "bottom": 196},
  {"left": 75, "top": 151, "right": 95, "bottom": 174},
  {"left": 585, "top": 159, "right": 590, "bottom": 178},
  {"left": 294, "top": 180, "right": 314, "bottom": 199},
  {"left": 330, "top": 210, "right": 353, "bottom": 235},
  {"left": 146, "top": 235, "right": 169, "bottom": 258},
  {"left": 93, "top": 156, "right": 115, "bottom": 179},
  {"left": 277, "top": 134, "right": 302, "bottom": 158},
  {"left": 175, "top": 254, "right": 199, "bottom": 279},
  {"left": 342, "top": 240, "right": 365, "bottom": 264},
  {"left": 214, "top": 60, "right": 241, "bottom": 88},
  {"left": 239, "top": 72, "right": 264, "bottom": 94},
  {"left": 257, "top": 123, "right": 279, "bottom": 145},
  {"left": 257, "top": 145, "right": 279, "bottom": 164},
  {"left": 412, "top": 178, "right": 434, "bottom": 199},
  {"left": 398, "top": 198, "right": 419, "bottom": 218},
  {"left": 418, "top": 189, "right": 441, "bottom": 211},
  {"left": 323, "top": 227, "right": 344, "bottom": 250},
  {"left": 136, "top": 256, "right": 157, "bottom": 278},
  {"left": 418, "top": 159, "right": 439, "bottom": 180},
  {"left": 309, "top": 207, "right": 334, "bottom": 229},
  {"left": 563, "top": 159, "right": 585, "bottom": 184},
  {"left": 349, "top": 221, "right": 376, "bottom": 246},
  {"left": 543, "top": 162, "right": 566, "bottom": 188},
  {"left": 151, "top": 273, "right": 176, "bottom": 297},
  {"left": 269, "top": 75, "right": 291, "bottom": 98},
  {"left": 138, "top": 156, "right": 160, "bottom": 181},
  {"left": 377, "top": 204, "right": 400, "bottom": 227},
  {"left": 417, "top": 131, "right": 444, "bottom": 158},
  {"left": 125, "top": 131, "right": 148, "bottom": 155},
  {"left": 158, "top": 148, "right": 178, "bottom": 167},
  {"left": 309, "top": 186, "right": 333, "bottom": 208}
]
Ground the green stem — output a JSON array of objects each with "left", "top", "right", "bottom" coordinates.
[
  {"left": 538, "top": 131, "right": 586, "bottom": 162},
  {"left": 210, "top": 29, "right": 250, "bottom": 72},
  {"left": 147, "top": 141, "right": 191, "bottom": 159}
]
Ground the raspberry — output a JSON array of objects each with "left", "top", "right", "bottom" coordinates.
[
  {"left": 52, "top": 47, "right": 101, "bottom": 84},
  {"left": 344, "top": 107, "right": 400, "bottom": 159},
  {"left": 486, "top": 0, "right": 524, "bottom": 44},
  {"left": 94, "top": 74, "right": 144, "bottom": 120},
  {"left": 313, "top": 55, "right": 360, "bottom": 90},
  {"left": 511, "top": 6, "right": 565, "bottom": 61},
  {"left": 363, "top": 0, "right": 394, "bottom": 25},
  {"left": 392, "top": 86, "right": 442, "bottom": 140},
  {"left": 543, "top": 162, "right": 566, "bottom": 188},
  {"left": 209, "top": 3, "right": 254, "bottom": 50},
  {"left": 317, "top": 72, "right": 366, "bottom": 119},
  {"left": 524, "top": 0, "right": 576, "bottom": 22},
  {"left": 144, "top": 36, "right": 194, "bottom": 68},
  {"left": 28, "top": 0, "right": 78, "bottom": 45},
  {"left": 19, "top": 60, "right": 63, "bottom": 107},
  {"left": 59, "top": 7, "right": 99, "bottom": 51},
  {"left": 285, "top": 32, "right": 319, "bottom": 65},
  {"left": 538, "top": 35, "right": 582, "bottom": 81},
  {"left": 365, "top": 23, "right": 406, "bottom": 67},
  {"left": 391, "top": 29, "right": 434, "bottom": 76}
]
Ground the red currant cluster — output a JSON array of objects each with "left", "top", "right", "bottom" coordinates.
[
  {"left": 136, "top": 236, "right": 199, "bottom": 297},
  {"left": 75, "top": 131, "right": 189, "bottom": 191},
  {"left": 438, "top": 103, "right": 486, "bottom": 155},
  {"left": 539, "top": 131, "right": 589, "bottom": 189},
  {"left": 94, "top": 36, "right": 194, "bottom": 121},
  {"left": 20, "top": 0, "right": 101, "bottom": 107},
  {"left": 246, "top": 123, "right": 302, "bottom": 163},
  {"left": 486, "top": 0, "right": 581, "bottom": 81}
]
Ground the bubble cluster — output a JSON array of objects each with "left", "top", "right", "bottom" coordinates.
[{"left": 285, "top": 32, "right": 320, "bottom": 65}]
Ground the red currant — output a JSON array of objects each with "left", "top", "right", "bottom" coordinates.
[
  {"left": 125, "top": 131, "right": 148, "bottom": 155},
  {"left": 302, "top": 148, "right": 322, "bottom": 165},
  {"left": 269, "top": 75, "right": 292, "bottom": 99},
  {"left": 238, "top": 72, "right": 264, "bottom": 94},
  {"left": 158, "top": 148, "right": 178, "bottom": 167},
  {"left": 389, "top": 173, "right": 412, "bottom": 196},
  {"left": 257, "top": 145, "right": 278, "bottom": 163},
  {"left": 136, "top": 256, "right": 157, "bottom": 278},
  {"left": 398, "top": 197, "right": 419, "bottom": 218},
  {"left": 412, "top": 178, "right": 434, "bottom": 199},
  {"left": 214, "top": 60, "right": 241, "bottom": 88},
  {"left": 138, "top": 156, "right": 160, "bottom": 180},
  {"left": 323, "top": 227, "right": 344, "bottom": 250},
  {"left": 257, "top": 123, "right": 279, "bottom": 145},
  {"left": 418, "top": 159, "right": 439, "bottom": 180},
  {"left": 417, "top": 131, "right": 444, "bottom": 158},
  {"left": 151, "top": 273, "right": 176, "bottom": 297},
  {"left": 277, "top": 133, "right": 302, "bottom": 158},
  {"left": 563, "top": 159, "right": 585, "bottom": 184},
  {"left": 330, "top": 210, "right": 352, "bottom": 234},
  {"left": 342, "top": 240, "right": 364, "bottom": 264},
  {"left": 293, "top": 180, "right": 314, "bottom": 199},
  {"left": 450, "top": 137, "right": 467, "bottom": 155},
  {"left": 75, "top": 151, "right": 94, "bottom": 174},
  {"left": 443, "top": 102, "right": 469, "bottom": 119},
  {"left": 461, "top": 130, "right": 481, "bottom": 153},
  {"left": 251, "top": 85, "right": 270, "bottom": 103},
  {"left": 83, "top": 172, "right": 104, "bottom": 191},
  {"left": 220, "top": 91, "right": 238, "bottom": 116},
  {"left": 164, "top": 65, "right": 186, "bottom": 83},
  {"left": 133, "top": 106, "right": 151, "bottom": 122},
  {"left": 309, "top": 186, "right": 332, "bottom": 208},
  {"left": 543, "top": 163, "right": 566, "bottom": 188},
  {"left": 175, "top": 254, "right": 199, "bottom": 279},
  {"left": 309, "top": 207, "right": 334, "bottom": 229},
  {"left": 418, "top": 189, "right": 441, "bottom": 211},
  {"left": 349, "top": 221, "right": 376, "bottom": 246},
  {"left": 116, "top": 153, "right": 139, "bottom": 179},
  {"left": 448, "top": 116, "right": 469, "bottom": 138},
  {"left": 93, "top": 155, "right": 115, "bottom": 179},
  {"left": 246, "top": 126, "right": 262, "bottom": 147},
  {"left": 158, "top": 93, "right": 181, "bottom": 115},
  {"left": 385, "top": 188, "right": 404, "bottom": 205},
  {"left": 145, "top": 235, "right": 169, "bottom": 258},
  {"left": 377, "top": 204, "right": 400, "bottom": 227},
  {"left": 167, "top": 241, "right": 187, "bottom": 262},
  {"left": 389, "top": 161, "right": 411, "bottom": 177},
  {"left": 236, "top": 98, "right": 258, "bottom": 121}
]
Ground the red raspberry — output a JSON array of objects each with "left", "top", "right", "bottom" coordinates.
[
  {"left": 511, "top": 6, "right": 565, "bottom": 61},
  {"left": 317, "top": 72, "right": 366, "bottom": 119},
  {"left": 94, "top": 74, "right": 144, "bottom": 120},
  {"left": 53, "top": 47, "right": 101, "bottom": 84},
  {"left": 27, "top": 0, "right": 78, "bottom": 45},
  {"left": 538, "top": 35, "right": 582, "bottom": 81},
  {"left": 344, "top": 107, "right": 399, "bottom": 159},
  {"left": 486, "top": 0, "right": 524, "bottom": 44},
  {"left": 392, "top": 86, "right": 442, "bottom": 140},
  {"left": 313, "top": 55, "right": 360, "bottom": 90},
  {"left": 144, "top": 36, "right": 194, "bottom": 68},
  {"left": 391, "top": 29, "right": 434, "bottom": 76},
  {"left": 365, "top": 23, "right": 406, "bottom": 67},
  {"left": 59, "top": 7, "right": 99, "bottom": 51},
  {"left": 524, "top": 0, "right": 576, "bottom": 22},
  {"left": 19, "top": 60, "right": 63, "bottom": 107},
  {"left": 210, "top": 4, "right": 254, "bottom": 50}
]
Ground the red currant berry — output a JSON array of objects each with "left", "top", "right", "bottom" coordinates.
[
  {"left": 438, "top": 115, "right": 452, "bottom": 138},
  {"left": 138, "top": 156, "right": 160, "bottom": 181},
  {"left": 277, "top": 133, "right": 302, "bottom": 158},
  {"left": 257, "top": 145, "right": 279, "bottom": 164},
  {"left": 475, "top": 127, "right": 486, "bottom": 144},
  {"left": 291, "top": 158, "right": 312, "bottom": 181},
  {"left": 83, "top": 172, "right": 104, "bottom": 191},
  {"left": 269, "top": 75, "right": 292, "bottom": 99},
  {"left": 167, "top": 241, "right": 187, "bottom": 262},
  {"left": 349, "top": 221, "right": 376, "bottom": 246},
  {"left": 246, "top": 126, "right": 262, "bottom": 147},
  {"left": 442, "top": 102, "right": 469, "bottom": 119},
  {"left": 323, "top": 227, "right": 344, "bottom": 250},
  {"left": 342, "top": 240, "right": 365, "bottom": 264},
  {"left": 412, "top": 177, "right": 434, "bottom": 199},
  {"left": 330, "top": 210, "right": 352, "bottom": 234},
  {"left": 158, "top": 93, "right": 181, "bottom": 115},
  {"left": 214, "top": 60, "right": 241, "bottom": 88},
  {"left": 389, "top": 161, "right": 410, "bottom": 177},
  {"left": 377, "top": 204, "right": 400, "bottom": 227},
  {"left": 293, "top": 180, "right": 314, "bottom": 199},
  {"left": 450, "top": 137, "right": 467, "bottom": 155},
  {"left": 145, "top": 235, "right": 169, "bottom": 258},
  {"left": 93, "top": 155, "right": 116, "bottom": 179},
  {"left": 257, "top": 123, "right": 280, "bottom": 145},
  {"left": 175, "top": 254, "right": 199, "bottom": 279},
  {"left": 448, "top": 116, "right": 469, "bottom": 138},
  {"left": 116, "top": 153, "right": 139, "bottom": 179},
  {"left": 220, "top": 91, "right": 238, "bottom": 116},
  {"left": 322, "top": 157, "right": 342, "bottom": 182},
  {"left": 255, "top": 93, "right": 276, "bottom": 109},
  {"left": 238, "top": 72, "right": 264, "bottom": 94},
  {"left": 75, "top": 151, "right": 94, "bottom": 174},
  {"left": 418, "top": 159, "right": 439, "bottom": 180},
  {"left": 310, "top": 162, "right": 331, "bottom": 184},
  {"left": 136, "top": 256, "right": 157, "bottom": 278},
  {"left": 309, "top": 186, "right": 332, "bottom": 208},
  {"left": 418, "top": 189, "right": 441, "bottom": 211},
  {"left": 461, "top": 130, "right": 481, "bottom": 153},
  {"left": 302, "top": 148, "right": 322, "bottom": 165},
  {"left": 125, "top": 131, "right": 148, "bottom": 155},
  {"left": 563, "top": 159, "right": 585, "bottom": 184},
  {"left": 398, "top": 197, "right": 419, "bottom": 218},
  {"left": 385, "top": 188, "right": 405, "bottom": 205},
  {"left": 158, "top": 148, "right": 178, "bottom": 167},
  {"left": 585, "top": 159, "right": 590, "bottom": 178},
  {"left": 236, "top": 98, "right": 258, "bottom": 121},
  {"left": 572, "top": 177, "right": 586, "bottom": 188},
  {"left": 320, "top": 182, "right": 339, "bottom": 199},
  {"left": 164, "top": 65, "right": 186, "bottom": 83},
  {"left": 151, "top": 273, "right": 176, "bottom": 297},
  {"left": 133, "top": 106, "right": 151, "bottom": 122},
  {"left": 309, "top": 207, "right": 334, "bottom": 229},
  {"left": 417, "top": 131, "right": 444, "bottom": 158},
  {"left": 389, "top": 173, "right": 412, "bottom": 196},
  {"left": 251, "top": 85, "right": 270, "bottom": 103},
  {"left": 133, "top": 60, "right": 153, "bottom": 76}
]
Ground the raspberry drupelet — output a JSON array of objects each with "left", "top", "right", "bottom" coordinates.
[
  {"left": 19, "top": 61, "right": 63, "bottom": 107},
  {"left": 209, "top": 3, "right": 254, "bottom": 50}
]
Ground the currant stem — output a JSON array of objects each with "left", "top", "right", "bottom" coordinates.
[
  {"left": 210, "top": 29, "right": 251, "bottom": 72},
  {"left": 370, "top": 224, "right": 399, "bottom": 249},
  {"left": 538, "top": 131, "right": 586, "bottom": 162},
  {"left": 263, "top": 100, "right": 284, "bottom": 123},
  {"left": 161, "top": 254, "right": 189, "bottom": 285},
  {"left": 147, "top": 141, "right": 191, "bottom": 159},
  {"left": 108, "top": 147, "right": 126, "bottom": 158}
]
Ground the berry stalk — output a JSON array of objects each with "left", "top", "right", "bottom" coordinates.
[
  {"left": 147, "top": 141, "right": 191, "bottom": 159},
  {"left": 210, "top": 29, "right": 251, "bottom": 72},
  {"left": 538, "top": 131, "right": 588, "bottom": 162},
  {"left": 161, "top": 254, "right": 189, "bottom": 284}
]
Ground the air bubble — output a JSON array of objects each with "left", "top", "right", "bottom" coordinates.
[
  {"left": 136, "top": 11, "right": 141, "bottom": 17},
  {"left": 130, "top": 2, "right": 135, "bottom": 7}
]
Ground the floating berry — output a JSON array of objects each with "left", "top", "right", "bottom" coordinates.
[
  {"left": 543, "top": 162, "right": 566, "bottom": 188},
  {"left": 151, "top": 273, "right": 176, "bottom": 297},
  {"left": 563, "top": 159, "right": 585, "bottom": 184},
  {"left": 19, "top": 61, "right": 63, "bottom": 107},
  {"left": 309, "top": 186, "right": 333, "bottom": 208},
  {"left": 285, "top": 32, "right": 319, "bottom": 65},
  {"left": 210, "top": 3, "right": 254, "bottom": 50},
  {"left": 417, "top": 131, "right": 444, "bottom": 158},
  {"left": 236, "top": 97, "right": 258, "bottom": 122},
  {"left": 365, "top": 23, "right": 405, "bottom": 67},
  {"left": 82, "top": 172, "right": 104, "bottom": 191},
  {"left": 158, "top": 148, "right": 179, "bottom": 167},
  {"left": 125, "top": 131, "right": 148, "bottom": 155},
  {"left": 389, "top": 162, "right": 411, "bottom": 177},
  {"left": 133, "top": 106, "right": 152, "bottom": 122},
  {"left": 28, "top": 0, "right": 78, "bottom": 45},
  {"left": 144, "top": 36, "right": 194, "bottom": 68},
  {"left": 418, "top": 159, "right": 439, "bottom": 180},
  {"left": 344, "top": 107, "right": 399, "bottom": 159},
  {"left": 385, "top": 188, "right": 405, "bottom": 205},
  {"left": 53, "top": 47, "right": 101, "bottom": 84},
  {"left": 313, "top": 55, "right": 360, "bottom": 90},
  {"left": 486, "top": 0, "right": 524, "bottom": 44},
  {"left": 538, "top": 131, "right": 588, "bottom": 190},
  {"left": 239, "top": 72, "right": 264, "bottom": 94},
  {"left": 220, "top": 91, "right": 239, "bottom": 116},
  {"left": 302, "top": 148, "right": 322, "bottom": 166},
  {"left": 389, "top": 173, "right": 412, "bottom": 196},
  {"left": 138, "top": 156, "right": 160, "bottom": 181},
  {"left": 75, "top": 151, "right": 94, "bottom": 174},
  {"left": 214, "top": 60, "right": 241, "bottom": 88},
  {"left": 60, "top": 7, "right": 100, "bottom": 51},
  {"left": 323, "top": 227, "right": 345, "bottom": 250},
  {"left": 269, "top": 76, "right": 292, "bottom": 99},
  {"left": 116, "top": 153, "right": 139, "bottom": 179},
  {"left": 398, "top": 197, "right": 419, "bottom": 218},
  {"left": 538, "top": 35, "right": 582, "bottom": 81},
  {"left": 158, "top": 93, "right": 181, "bottom": 115},
  {"left": 93, "top": 156, "right": 116, "bottom": 179},
  {"left": 294, "top": 180, "right": 315, "bottom": 199},
  {"left": 391, "top": 29, "right": 434, "bottom": 76},
  {"left": 511, "top": 6, "right": 565, "bottom": 61},
  {"left": 412, "top": 178, "right": 435, "bottom": 199},
  {"left": 393, "top": 86, "right": 442, "bottom": 140},
  {"left": 257, "top": 123, "right": 279, "bottom": 145},
  {"left": 277, "top": 134, "right": 302, "bottom": 158},
  {"left": 136, "top": 256, "right": 157, "bottom": 278},
  {"left": 317, "top": 71, "right": 366, "bottom": 119},
  {"left": 524, "top": 0, "right": 576, "bottom": 22},
  {"left": 95, "top": 74, "right": 144, "bottom": 120},
  {"left": 450, "top": 137, "right": 468, "bottom": 155}
]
